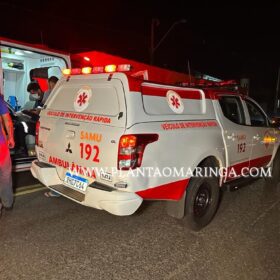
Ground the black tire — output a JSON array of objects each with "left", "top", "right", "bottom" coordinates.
[
  {"left": 184, "top": 176, "right": 220, "bottom": 231},
  {"left": 266, "top": 151, "right": 280, "bottom": 187}
]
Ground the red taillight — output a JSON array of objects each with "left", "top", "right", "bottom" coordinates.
[
  {"left": 118, "top": 134, "right": 159, "bottom": 170},
  {"left": 35, "top": 121, "right": 40, "bottom": 145}
]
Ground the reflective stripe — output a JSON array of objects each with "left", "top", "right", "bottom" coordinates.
[{"left": 21, "top": 121, "right": 28, "bottom": 133}]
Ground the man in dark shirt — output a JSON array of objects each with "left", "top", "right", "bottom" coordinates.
[
  {"left": 0, "top": 94, "right": 15, "bottom": 216},
  {"left": 14, "top": 81, "right": 43, "bottom": 155}
]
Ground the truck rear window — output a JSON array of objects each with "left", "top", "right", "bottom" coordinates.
[
  {"left": 141, "top": 87, "right": 205, "bottom": 115},
  {"left": 48, "top": 82, "right": 120, "bottom": 117}
]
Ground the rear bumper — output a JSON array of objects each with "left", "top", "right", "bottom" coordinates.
[{"left": 31, "top": 160, "right": 143, "bottom": 216}]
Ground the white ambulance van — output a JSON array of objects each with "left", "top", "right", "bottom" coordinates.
[
  {"left": 0, "top": 37, "right": 70, "bottom": 171},
  {"left": 31, "top": 52, "right": 280, "bottom": 230}
]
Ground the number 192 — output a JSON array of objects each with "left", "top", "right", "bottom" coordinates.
[{"left": 80, "top": 143, "right": 100, "bottom": 162}]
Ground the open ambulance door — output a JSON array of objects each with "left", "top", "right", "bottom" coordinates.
[{"left": 0, "top": 37, "right": 70, "bottom": 172}]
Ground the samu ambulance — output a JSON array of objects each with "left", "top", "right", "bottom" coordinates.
[{"left": 31, "top": 51, "right": 280, "bottom": 230}]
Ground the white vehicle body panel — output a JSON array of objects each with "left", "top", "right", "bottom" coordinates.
[{"left": 31, "top": 72, "right": 279, "bottom": 216}]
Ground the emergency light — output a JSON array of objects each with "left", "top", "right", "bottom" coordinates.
[
  {"left": 92, "top": 66, "right": 104, "bottom": 73},
  {"left": 62, "top": 64, "right": 132, "bottom": 76},
  {"left": 104, "top": 64, "right": 117, "bottom": 73},
  {"left": 81, "top": 67, "right": 92, "bottom": 74},
  {"left": 62, "top": 68, "right": 71, "bottom": 75},
  {"left": 71, "top": 68, "right": 82, "bottom": 75}
]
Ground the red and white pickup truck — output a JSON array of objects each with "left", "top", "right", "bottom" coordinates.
[{"left": 31, "top": 54, "right": 280, "bottom": 230}]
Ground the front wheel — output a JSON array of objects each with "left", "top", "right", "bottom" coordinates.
[{"left": 184, "top": 177, "right": 220, "bottom": 231}]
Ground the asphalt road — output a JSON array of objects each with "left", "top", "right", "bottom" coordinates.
[
  {"left": 12, "top": 171, "right": 39, "bottom": 189},
  {"left": 0, "top": 179, "right": 279, "bottom": 280}
]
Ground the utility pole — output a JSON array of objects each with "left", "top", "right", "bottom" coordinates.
[
  {"left": 150, "top": 19, "right": 160, "bottom": 65},
  {"left": 150, "top": 18, "right": 187, "bottom": 65},
  {"left": 274, "top": 66, "right": 280, "bottom": 114}
]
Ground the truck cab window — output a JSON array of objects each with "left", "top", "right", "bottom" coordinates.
[
  {"left": 219, "top": 96, "right": 245, "bottom": 125},
  {"left": 245, "top": 99, "right": 267, "bottom": 127}
]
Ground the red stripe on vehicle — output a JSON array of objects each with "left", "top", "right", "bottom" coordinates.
[
  {"left": 141, "top": 86, "right": 202, "bottom": 99},
  {"left": 250, "top": 155, "right": 272, "bottom": 168},
  {"left": 228, "top": 160, "right": 250, "bottom": 177},
  {"left": 128, "top": 77, "right": 143, "bottom": 92},
  {"left": 225, "top": 155, "right": 272, "bottom": 181},
  {"left": 136, "top": 178, "right": 189, "bottom": 200}
]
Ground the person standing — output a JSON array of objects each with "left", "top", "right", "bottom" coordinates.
[
  {"left": 0, "top": 94, "right": 15, "bottom": 216},
  {"left": 42, "top": 76, "right": 59, "bottom": 104}
]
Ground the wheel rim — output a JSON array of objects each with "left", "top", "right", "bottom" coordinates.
[{"left": 193, "top": 183, "right": 211, "bottom": 217}]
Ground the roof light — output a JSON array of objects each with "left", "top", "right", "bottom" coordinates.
[
  {"left": 82, "top": 67, "right": 92, "bottom": 74},
  {"left": 104, "top": 64, "right": 117, "bottom": 73},
  {"left": 92, "top": 66, "right": 104, "bottom": 73},
  {"left": 62, "top": 68, "right": 71, "bottom": 75},
  {"left": 117, "top": 64, "right": 131, "bottom": 72},
  {"left": 84, "top": 56, "right": 90, "bottom": 61}
]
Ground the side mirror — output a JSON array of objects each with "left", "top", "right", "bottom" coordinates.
[{"left": 269, "top": 116, "right": 280, "bottom": 128}]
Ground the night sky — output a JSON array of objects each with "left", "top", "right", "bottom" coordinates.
[{"left": 1, "top": 1, "right": 280, "bottom": 110}]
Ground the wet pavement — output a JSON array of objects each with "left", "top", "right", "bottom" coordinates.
[{"left": 0, "top": 179, "right": 279, "bottom": 280}]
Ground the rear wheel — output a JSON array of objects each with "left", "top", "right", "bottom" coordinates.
[{"left": 184, "top": 176, "right": 220, "bottom": 231}]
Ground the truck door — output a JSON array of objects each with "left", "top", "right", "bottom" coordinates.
[
  {"left": 243, "top": 98, "right": 275, "bottom": 168},
  {"left": 217, "top": 95, "right": 252, "bottom": 180}
]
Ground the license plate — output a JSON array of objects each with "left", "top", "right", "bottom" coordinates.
[{"left": 64, "top": 172, "right": 88, "bottom": 192}]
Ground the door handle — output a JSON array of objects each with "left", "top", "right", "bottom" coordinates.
[
  {"left": 227, "top": 133, "right": 235, "bottom": 140},
  {"left": 253, "top": 135, "right": 260, "bottom": 141},
  {"left": 66, "top": 130, "right": 75, "bottom": 139}
]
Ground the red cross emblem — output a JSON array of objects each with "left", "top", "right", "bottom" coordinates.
[
  {"left": 170, "top": 95, "right": 180, "bottom": 108},
  {"left": 166, "top": 90, "right": 184, "bottom": 114},
  {"left": 77, "top": 92, "right": 88, "bottom": 106}
]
